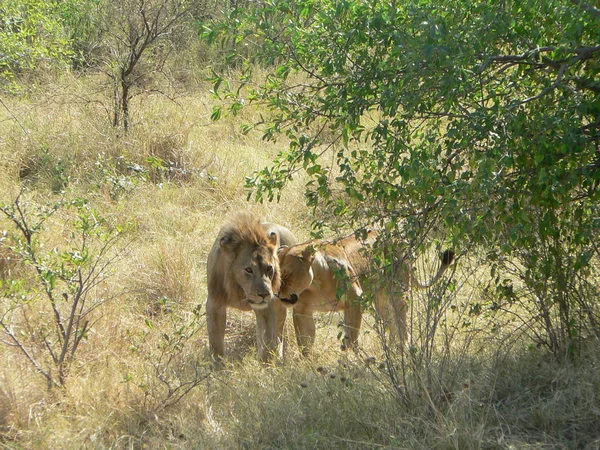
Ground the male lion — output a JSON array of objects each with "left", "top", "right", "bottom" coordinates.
[
  {"left": 206, "top": 213, "right": 296, "bottom": 362},
  {"left": 277, "top": 230, "right": 454, "bottom": 356}
]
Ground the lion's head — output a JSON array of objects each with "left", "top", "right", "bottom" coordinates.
[
  {"left": 215, "top": 214, "right": 281, "bottom": 310},
  {"left": 277, "top": 244, "right": 317, "bottom": 307}
]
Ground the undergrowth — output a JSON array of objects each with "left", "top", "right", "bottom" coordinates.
[{"left": 0, "top": 72, "right": 599, "bottom": 450}]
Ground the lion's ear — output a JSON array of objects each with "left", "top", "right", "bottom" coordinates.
[
  {"left": 268, "top": 231, "right": 279, "bottom": 248},
  {"left": 219, "top": 234, "right": 238, "bottom": 253}
]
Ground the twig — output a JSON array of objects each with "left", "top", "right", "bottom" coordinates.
[
  {"left": 0, "top": 321, "right": 59, "bottom": 388},
  {"left": 0, "top": 98, "right": 35, "bottom": 148}
]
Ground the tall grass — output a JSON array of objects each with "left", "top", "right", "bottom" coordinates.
[{"left": 0, "top": 71, "right": 599, "bottom": 449}]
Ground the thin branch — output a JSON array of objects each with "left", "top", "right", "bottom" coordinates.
[
  {"left": 476, "top": 47, "right": 556, "bottom": 74},
  {"left": 518, "top": 63, "right": 567, "bottom": 105},
  {"left": 0, "top": 98, "right": 35, "bottom": 148},
  {"left": 0, "top": 321, "right": 59, "bottom": 388}
]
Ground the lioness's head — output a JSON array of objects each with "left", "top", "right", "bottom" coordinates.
[
  {"left": 219, "top": 216, "right": 281, "bottom": 310},
  {"left": 277, "top": 244, "right": 316, "bottom": 308}
]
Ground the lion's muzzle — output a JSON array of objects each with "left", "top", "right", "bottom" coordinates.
[
  {"left": 246, "top": 292, "right": 274, "bottom": 310},
  {"left": 246, "top": 299, "right": 269, "bottom": 310}
]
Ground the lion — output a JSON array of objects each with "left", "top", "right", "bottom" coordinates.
[
  {"left": 206, "top": 213, "right": 297, "bottom": 362},
  {"left": 277, "top": 230, "right": 454, "bottom": 356}
]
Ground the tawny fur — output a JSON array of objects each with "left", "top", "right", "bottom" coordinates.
[
  {"left": 278, "top": 230, "right": 454, "bottom": 356},
  {"left": 206, "top": 213, "right": 296, "bottom": 362}
]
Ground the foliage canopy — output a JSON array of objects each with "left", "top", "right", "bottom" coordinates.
[{"left": 206, "top": 0, "right": 600, "bottom": 355}]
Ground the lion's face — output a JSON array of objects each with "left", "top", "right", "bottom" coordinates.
[
  {"left": 224, "top": 236, "right": 280, "bottom": 310},
  {"left": 277, "top": 245, "right": 315, "bottom": 307}
]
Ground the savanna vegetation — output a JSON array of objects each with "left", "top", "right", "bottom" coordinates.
[{"left": 1, "top": 0, "right": 599, "bottom": 448}]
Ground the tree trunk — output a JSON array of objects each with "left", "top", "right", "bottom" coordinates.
[{"left": 122, "top": 79, "right": 130, "bottom": 131}]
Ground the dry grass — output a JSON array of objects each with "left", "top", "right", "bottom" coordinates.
[{"left": 1, "top": 71, "right": 599, "bottom": 450}]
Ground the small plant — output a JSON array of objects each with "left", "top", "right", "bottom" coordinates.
[
  {"left": 127, "top": 303, "right": 209, "bottom": 413},
  {"left": 19, "top": 146, "right": 71, "bottom": 193},
  {"left": 94, "top": 152, "right": 144, "bottom": 200},
  {"left": 0, "top": 189, "right": 129, "bottom": 388}
]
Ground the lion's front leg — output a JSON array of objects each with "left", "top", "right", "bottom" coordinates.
[
  {"left": 207, "top": 298, "right": 227, "bottom": 361},
  {"left": 254, "top": 304, "right": 278, "bottom": 362}
]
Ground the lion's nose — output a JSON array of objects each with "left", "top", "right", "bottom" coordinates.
[
  {"left": 258, "top": 291, "right": 270, "bottom": 300},
  {"left": 290, "top": 293, "right": 298, "bottom": 303}
]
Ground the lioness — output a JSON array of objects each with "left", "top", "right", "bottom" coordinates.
[
  {"left": 206, "top": 213, "right": 296, "bottom": 362},
  {"left": 277, "top": 230, "right": 454, "bottom": 355}
]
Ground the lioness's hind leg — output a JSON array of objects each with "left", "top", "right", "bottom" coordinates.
[
  {"left": 390, "top": 295, "right": 408, "bottom": 343},
  {"left": 375, "top": 287, "right": 408, "bottom": 343}
]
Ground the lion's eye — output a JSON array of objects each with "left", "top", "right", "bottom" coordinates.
[
  {"left": 265, "top": 265, "right": 274, "bottom": 276},
  {"left": 245, "top": 267, "right": 253, "bottom": 274}
]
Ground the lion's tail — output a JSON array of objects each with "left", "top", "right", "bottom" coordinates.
[{"left": 410, "top": 249, "right": 455, "bottom": 289}]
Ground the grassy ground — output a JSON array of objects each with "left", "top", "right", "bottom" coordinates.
[{"left": 1, "top": 72, "right": 600, "bottom": 450}]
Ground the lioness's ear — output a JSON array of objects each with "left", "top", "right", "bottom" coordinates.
[
  {"left": 301, "top": 245, "right": 316, "bottom": 264},
  {"left": 268, "top": 231, "right": 279, "bottom": 248},
  {"left": 278, "top": 245, "right": 290, "bottom": 259}
]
